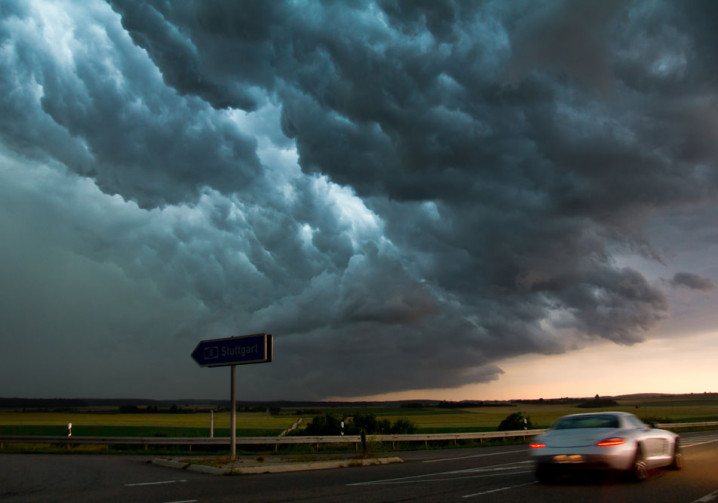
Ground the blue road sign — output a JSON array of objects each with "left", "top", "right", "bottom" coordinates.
[{"left": 191, "top": 333, "right": 273, "bottom": 367}]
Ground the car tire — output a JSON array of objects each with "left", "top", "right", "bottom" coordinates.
[
  {"left": 629, "top": 445, "right": 648, "bottom": 482},
  {"left": 668, "top": 439, "right": 683, "bottom": 470}
]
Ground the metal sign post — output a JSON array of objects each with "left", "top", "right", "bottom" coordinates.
[
  {"left": 230, "top": 365, "right": 237, "bottom": 460},
  {"left": 191, "top": 333, "right": 273, "bottom": 461}
]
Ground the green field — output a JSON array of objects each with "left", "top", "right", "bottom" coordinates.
[
  {"left": 0, "top": 411, "right": 298, "bottom": 437},
  {"left": 2, "top": 394, "right": 717, "bottom": 439},
  {"left": 324, "top": 401, "right": 718, "bottom": 433}
]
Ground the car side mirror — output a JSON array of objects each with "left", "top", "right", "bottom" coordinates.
[{"left": 649, "top": 422, "right": 657, "bottom": 429}]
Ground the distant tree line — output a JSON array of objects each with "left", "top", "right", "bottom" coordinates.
[
  {"left": 436, "top": 401, "right": 506, "bottom": 408},
  {"left": 0, "top": 398, "right": 89, "bottom": 410},
  {"left": 399, "top": 400, "right": 507, "bottom": 409},
  {"left": 114, "top": 404, "right": 284, "bottom": 414},
  {"left": 577, "top": 395, "right": 619, "bottom": 408},
  {"left": 513, "top": 397, "right": 584, "bottom": 405}
]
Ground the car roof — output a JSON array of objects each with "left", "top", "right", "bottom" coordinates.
[
  {"left": 560, "top": 411, "right": 631, "bottom": 418},
  {"left": 550, "top": 411, "right": 637, "bottom": 429}
]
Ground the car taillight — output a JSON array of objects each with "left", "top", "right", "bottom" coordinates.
[
  {"left": 597, "top": 437, "right": 626, "bottom": 447},
  {"left": 530, "top": 443, "right": 546, "bottom": 448}
]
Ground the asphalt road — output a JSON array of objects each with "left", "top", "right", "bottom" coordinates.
[{"left": 2, "top": 431, "right": 718, "bottom": 502}]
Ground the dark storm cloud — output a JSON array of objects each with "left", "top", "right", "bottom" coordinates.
[
  {"left": 1, "top": 0, "right": 717, "bottom": 399},
  {"left": 670, "top": 273, "right": 716, "bottom": 292},
  {"left": 0, "top": 0, "right": 262, "bottom": 207}
]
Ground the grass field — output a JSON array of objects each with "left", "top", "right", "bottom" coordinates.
[
  {"left": 2, "top": 395, "right": 717, "bottom": 438},
  {"left": 0, "top": 411, "right": 298, "bottom": 437},
  {"left": 315, "top": 401, "right": 718, "bottom": 433}
]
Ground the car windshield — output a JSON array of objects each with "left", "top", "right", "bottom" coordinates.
[{"left": 553, "top": 414, "right": 620, "bottom": 430}]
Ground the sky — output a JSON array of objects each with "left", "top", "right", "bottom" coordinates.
[{"left": 1, "top": 0, "right": 717, "bottom": 402}]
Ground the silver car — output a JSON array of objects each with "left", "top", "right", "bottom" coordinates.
[{"left": 530, "top": 411, "right": 682, "bottom": 482}]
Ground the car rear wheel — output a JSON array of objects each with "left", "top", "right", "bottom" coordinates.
[
  {"left": 629, "top": 446, "right": 648, "bottom": 482},
  {"left": 668, "top": 439, "right": 683, "bottom": 470}
]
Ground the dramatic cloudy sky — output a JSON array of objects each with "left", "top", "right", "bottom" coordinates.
[{"left": 1, "top": 0, "right": 717, "bottom": 401}]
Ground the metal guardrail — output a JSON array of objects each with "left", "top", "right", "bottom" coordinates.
[
  {"left": 1, "top": 422, "right": 715, "bottom": 451},
  {"left": 0, "top": 430, "right": 545, "bottom": 451},
  {"left": 656, "top": 421, "right": 718, "bottom": 429}
]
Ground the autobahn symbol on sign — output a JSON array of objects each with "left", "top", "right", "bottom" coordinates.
[{"left": 191, "top": 333, "right": 273, "bottom": 367}]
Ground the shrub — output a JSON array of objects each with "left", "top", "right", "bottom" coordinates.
[
  {"left": 302, "top": 413, "right": 418, "bottom": 435},
  {"left": 390, "top": 418, "right": 418, "bottom": 434},
  {"left": 497, "top": 412, "right": 533, "bottom": 431},
  {"left": 304, "top": 413, "right": 342, "bottom": 435},
  {"left": 351, "top": 413, "right": 378, "bottom": 434}
]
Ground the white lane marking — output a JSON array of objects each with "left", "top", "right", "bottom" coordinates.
[
  {"left": 684, "top": 438, "right": 718, "bottom": 448},
  {"left": 349, "top": 470, "right": 534, "bottom": 487},
  {"left": 347, "top": 461, "right": 532, "bottom": 486},
  {"left": 463, "top": 481, "right": 537, "bottom": 499},
  {"left": 124, "top": 479, "right": 187, "bottom": 487},
  {"left": 690, "top": 488, "right": 718, "bottom": 503},
  {"left": 423, "top": 449, "right": 528, "bottom": 463}
]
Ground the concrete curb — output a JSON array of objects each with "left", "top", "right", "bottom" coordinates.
[
  {"left": 187, "top": 463, "right": 230, "bottom": 475},
  {"left": 152, "top": 458, "right": 190, "bottom": 470},
  {"left": 152, "top": 456, "right": 403, "bottom": 476},
  {"left": 229, "top": 456, "right": 404, "bottom": 475}
]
